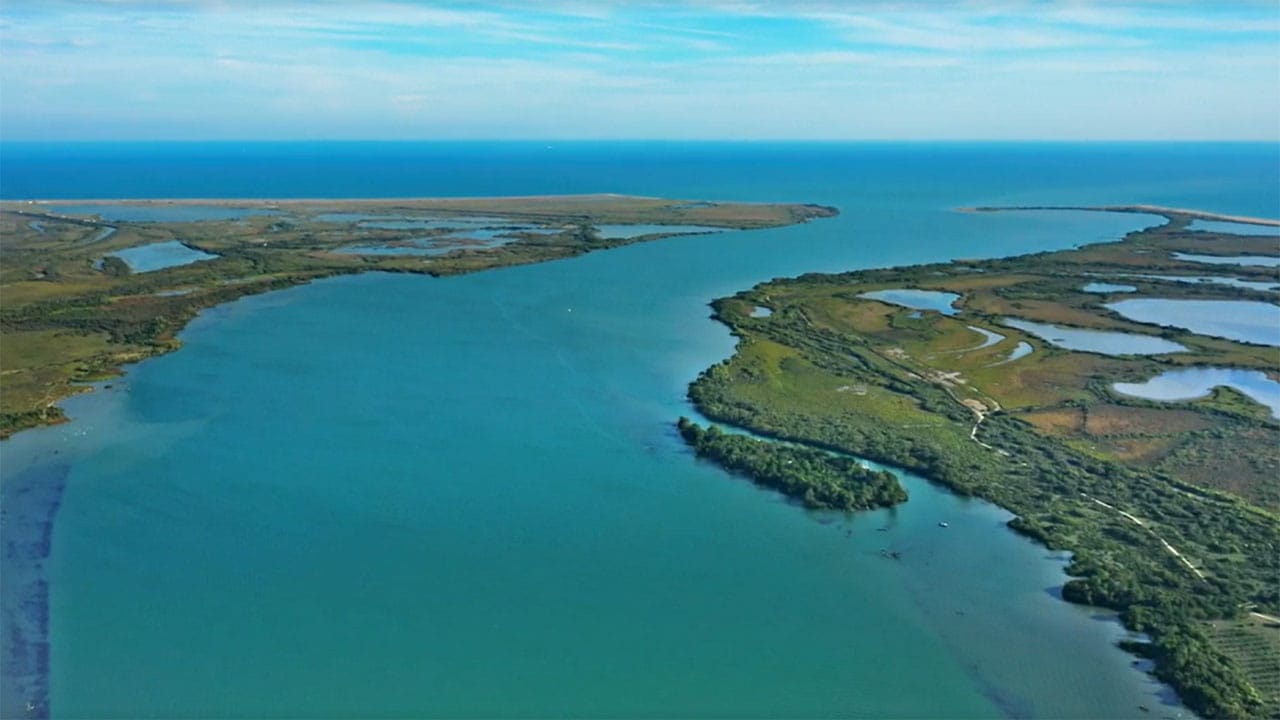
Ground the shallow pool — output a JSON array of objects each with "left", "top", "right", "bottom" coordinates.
[
  {"left": 593, "top": 224, "right": 725, "bottom": 239},
  {"left": 1114, "top": 367, "right": 1280, "bottom": 419},
  {"left": 1125, "top": 274, "right": 1279, "bottom": 293},
  {"left": 860, "top": 289, "right": 961, "bottom": 316},
  {"left": 965, "top": 326, "right": 1005, "bottom": 350},
  {"left": 1187, "top": 219, "right": 1280, "bottom": 236},
  {"left": 104, "top": 241, "right": 219, "bottom": 273},
  {"left": 1082, "top": 282, "right": 1137, "bottom": 293},
  {"left": 1106, "top": 298, "right": 1280, "bottom": 347},
  {"left": 988, "top": 341, "right": 1034, "bottom": 366},
  {"left": 1002, "top": 318, "right": 1186, "bottom": 356},
  {"left": 1173, "top": 252, "right": 1280, "bottom": 268}
]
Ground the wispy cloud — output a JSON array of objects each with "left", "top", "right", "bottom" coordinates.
[{"left": 1, "top": 1, "right": 1277, "bottom": 140}]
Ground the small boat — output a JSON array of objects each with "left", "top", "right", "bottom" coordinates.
[{"left": 938, "top": 521, "right": 949, "bottom": 528}]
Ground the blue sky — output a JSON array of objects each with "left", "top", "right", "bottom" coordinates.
[{"left": 2, "top": 1, "right": 1278, "bottom": 140}]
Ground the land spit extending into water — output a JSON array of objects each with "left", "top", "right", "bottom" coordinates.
[
  {"left": 0, "top": 195, "right": 835, "bottom": 438},
  {"left": 960, "top": 204, "right": 1280, "bottom": 228},
  {"left": 679, "top": 206, "right": 1280, "bottom": 719}
]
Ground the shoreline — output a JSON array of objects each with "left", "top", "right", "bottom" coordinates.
[{"left": 957, "top": 203, "right": 1280, "bottom": 227}]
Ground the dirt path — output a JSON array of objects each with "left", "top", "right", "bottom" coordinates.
[{"left": 1083, "top": 494, "right": 1208, "bottom": 582}]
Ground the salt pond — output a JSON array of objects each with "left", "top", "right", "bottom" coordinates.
[
  {"left": 593, "top": 224, "right": 725, "bottom": 239},
  {"left": 1114, "top": 367, "right": 1280, "bottom": 419},
  {"left": 1126, "top": 274, "right": 1279, "bottom": 293},
  {"left": 1187, "top": 219, "right": 1280, "bottom": 236},
  {"left": 1082, "top": 282, "right": 1137, "bottom": 293},
  {"left": 1106, "top": 298, "right": 1280, "bottom": 347},
  {"left": 860, "top": 289, "right": 961, "bottom": 315},
  {"left": 1002, "top": 318, "right": 1186, "bottom": 355},
  {"left": 965, "top": 326, "right": 1005, "bottom": 350},
  {"left": 1173, "top": 252, "right": 1280, "bottom": 268},
  {"left": 988, "top": 341, "right": 1034, "bottom": 366},
  {"left": 103, "top": 241, "right": 219, "bottom": 273}
]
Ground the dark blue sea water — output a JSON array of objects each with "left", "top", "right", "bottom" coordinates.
[{"left": 3, "top": 142, "right": 1277, "bottom": 718}]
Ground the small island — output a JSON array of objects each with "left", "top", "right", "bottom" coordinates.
[
  {"left": 0, "top": 195, "right": 835, "bottom": 437},
  {"left": 677, "top": 416, "right": 906, "bottom": 510},
  {"left": 680, "top": 206, "right": 1280, "bottom": 720}
]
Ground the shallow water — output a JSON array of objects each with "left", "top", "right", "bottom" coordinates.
[
  {"left": 1106, "top": 298, "right": 1280, "bottom": 347},
  {"left": 861, "top": 288, "right": 961, "bottom": 315},
  {"left": 105, "top": 240, "right": 219, "bottom": 273},
  {"left": 594, "top": 223, "right": 725, "bottom": 239},
  {"left": 1113, "top": 367, "right": 1280, "bottom": 419},
  {"left": 1187, "top": 219, "right": 1280, "bottom": 235},
  {"left": 335, "top": 233, "right": 517, "bottom": 256},
  {"left": 965, "top": 325, "right": 1006, "bottom": 349},
  {"left": 8, "top": 141, "right": 1274, "bottom": 719},
  {"left": 1174, "top": 252, "right": 1280, "bottom": 267},
  {"left": 1125, "top": 274, "right": 1279, "bottom": 293},
  {"left": 1083, "top": 282, "right": 1137, "bottom": 293},
  {"left": 1001, "top": 318, "right": 1187, "bottom": 356},
  {"left": 989, "top": 341, "right": 1035, "bottom": 366}
]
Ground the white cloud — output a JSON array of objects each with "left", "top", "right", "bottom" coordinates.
[{"left": 0, "top": 1, "right": 1277, "bottom": 139}]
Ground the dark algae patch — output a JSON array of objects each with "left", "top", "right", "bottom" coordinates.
[
  {"left": 683, "top": 206, "right": 1280, "bottom": 719},
  {"left": 0, "top": 462, "right": 69, "bottom": 720}
]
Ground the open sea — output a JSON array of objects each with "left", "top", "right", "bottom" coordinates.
[{"left": 2, "top": 142, "right": 1277, "bottom": 718}]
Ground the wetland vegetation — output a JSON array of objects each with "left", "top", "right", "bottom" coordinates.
[
  {"left": 680, "top": 206, "right": 1280, "bottom": 719},
  {"left": 0, "top": 195, "right": 834, "bottom": 437},
  {"left": 677, "top": 417, "right": 907, "bottom": 511}
]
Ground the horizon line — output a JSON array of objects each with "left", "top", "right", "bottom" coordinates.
[{"left": 3, "top": 138, "right": 1278, "bottom": 144}]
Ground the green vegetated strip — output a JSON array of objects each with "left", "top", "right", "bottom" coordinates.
[
  {"left": 676, "top": 417, "right": 906, "bottom": 510},
  {"left": 0, "top": 197, "right": 835, "bottom": 437},
  {"left": 679, "top": 210, "right": 1280, "bottom": 720}
]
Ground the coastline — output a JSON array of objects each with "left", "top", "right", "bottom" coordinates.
[{"left": 958, "top": 203, "right": 1280, "bottom": 227}]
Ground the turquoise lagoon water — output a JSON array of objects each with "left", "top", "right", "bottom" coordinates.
[{"left": 5, "top": 142, "right": 1279, "bottom": 719}]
